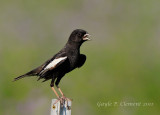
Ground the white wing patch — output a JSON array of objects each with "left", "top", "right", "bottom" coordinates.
[{"left": 44, "top": 56, "right": 67, "bottom": 70}]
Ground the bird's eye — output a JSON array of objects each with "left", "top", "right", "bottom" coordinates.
[{"left": 77, "top": 33, "right": 82, "bottom": 37}]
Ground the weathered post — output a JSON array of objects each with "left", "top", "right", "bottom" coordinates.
[{"left": 50, "top": 99, "right": 72, "bottom": 115}]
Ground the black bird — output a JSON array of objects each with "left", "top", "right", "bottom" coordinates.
[{"left": 14, "top": 29, "right": 91, "bottom": 100}]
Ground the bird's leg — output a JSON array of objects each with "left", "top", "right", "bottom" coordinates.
[
  {"left": 51, "top": 87, "right": 60, "bottom": 98},
  {"left": 51, "top": 87, "right": 60, "bottom": 104},
  {"left": 50, "top": 78, "right": 60, "bottom": 98},
  {"left": 50, "top": 79, "right": 63, "bottom": 105},
  {"left": 58, "top": 87, "right": 64, "bottom": 96},
  {"left": 55, "top": 77, "right": 72, "bottom": 103},
  {"left": 57, "top": 86, "right": 72, "bottom": 102},
  {"left": 51, "top": 87, "right": 66, "bottom": 105}
]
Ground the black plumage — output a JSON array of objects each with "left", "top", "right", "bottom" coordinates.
[{"left": 14, "top": 29, "right": 90, "bottom": 89}]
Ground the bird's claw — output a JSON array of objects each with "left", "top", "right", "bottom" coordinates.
[
  {"left": 61, "top": 95, "right": 72, "bottom": 102},
  {"left": 53, "top": 96, "right": 72, "bottom": 106}
]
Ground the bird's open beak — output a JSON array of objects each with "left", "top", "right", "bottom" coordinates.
[{"left": 83, "top": 34, "right": 91, "bottom": 41}]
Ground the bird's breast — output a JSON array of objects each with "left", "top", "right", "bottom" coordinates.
[{"left": 67, "top": 51, "right": 79, "bottom": 69}]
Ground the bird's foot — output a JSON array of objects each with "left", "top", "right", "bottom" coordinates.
[
  {"left": 61, "top": 95, "right": 72, "bottom": 102},
  {"left": 53, "top": 96, "right": 72, "bottom": 107},
  {"left": 60, "top": 95, "right": 72, "bottom": 108},
  {"left": 53, "top": 97, "right": 72, "bottom": 105}
]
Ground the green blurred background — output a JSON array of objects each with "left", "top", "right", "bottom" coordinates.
[{"left": 0, "top": 0, "right": 160, "bottom": 115}]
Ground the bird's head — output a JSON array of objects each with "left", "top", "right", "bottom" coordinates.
[{"left": 68, "top": 29, "right": 91, "bottom": 44}]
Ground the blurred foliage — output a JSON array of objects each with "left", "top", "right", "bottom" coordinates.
[{"left": 0, "top": 0, "right": 160, "bottom": 115}]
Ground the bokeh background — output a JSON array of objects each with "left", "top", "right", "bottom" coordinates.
[{"left": 0, "top": 0, "right": 160, "bottom": 115}]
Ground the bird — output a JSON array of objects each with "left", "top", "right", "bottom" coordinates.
[{"left": 14, "top": 29, "right": 91, "bottom": 101}]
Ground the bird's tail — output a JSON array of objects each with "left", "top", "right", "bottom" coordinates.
[
  {"left": 13, "top": 69, "right": 38, "bottom": 81},
  {"left": 13, "top": 74, "right": 28, "bottom": 81}
]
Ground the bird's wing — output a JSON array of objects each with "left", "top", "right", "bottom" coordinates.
[
  {"left": 13, "top": 51, "right": 67, "bottom": 81},
  {"left": 44, "top": 57, "right": 67, "bottom": 70},
  {"left": 39, "top": 52, "right": 67, "bottom": 76},
  {"left": 77, "top": 54, "right": 86, "bottom": 68}
]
